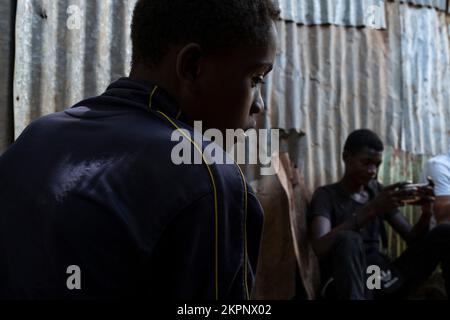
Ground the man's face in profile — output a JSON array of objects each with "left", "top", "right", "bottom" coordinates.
[{"left": 186, "top": 22, "right": 278, "bottom": 133}]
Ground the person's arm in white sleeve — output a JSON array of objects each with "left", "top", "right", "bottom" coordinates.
[{"left": 425, "top": 161, "right": 450, "bottom": 223}]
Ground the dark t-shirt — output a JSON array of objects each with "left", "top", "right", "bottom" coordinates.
[{"left": 309, "top": 180, "right": 399, "bottom": 253}]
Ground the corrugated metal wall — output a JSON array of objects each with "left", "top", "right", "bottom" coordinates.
[
  {"left": 275, "top": 0, "right": 386, "bottom": 28},
  {"left": 399, "top": 4, "right": 450, "bottom": 155},
  {"left": 0, "top": 0, "right": 14, "bottom": 153},
  {"left": 402, "top": 0, "right": 449, "bottom": 11},
  {"left": 273, "top": 0, "right": 450, "bottom": 28},
  {"left": 13, "top": 0, "right": 136, "bottom": 138}
]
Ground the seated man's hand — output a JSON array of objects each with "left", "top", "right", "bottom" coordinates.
[
  {"left": 366, "top": 182, "right": 416, "bottom": 216},
  {"left": 413, "top": 185, "right": 435, "bottom": 216},
  {"left": 415, "top": 185, "right": 435, "bottom": 203}
]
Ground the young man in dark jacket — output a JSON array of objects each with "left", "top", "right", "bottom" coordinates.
[{"left": 0, "top": 0, "right": 279, "bottom": 299}]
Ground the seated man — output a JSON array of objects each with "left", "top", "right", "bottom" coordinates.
[
  {"left": 0, "top": 0, "right": 279, "bottom": 299},
  {"left": 421, "top": 145, "right": 450, "bottom": 224},
  {"left": 309, "top": 129, "right": 450, "bottom": 300}
]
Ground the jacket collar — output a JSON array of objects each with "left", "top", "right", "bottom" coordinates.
[{"left": 88, "top": 77, "right": 186, "bottom": 122}]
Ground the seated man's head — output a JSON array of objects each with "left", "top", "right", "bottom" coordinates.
[
  {"left": 130, "top": 0, "right": 280, "bottom": 132},
  {"left": 343, "top": 129, "right": 384, "bottom": 186}
]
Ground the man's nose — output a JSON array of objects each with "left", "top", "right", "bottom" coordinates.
[{"left": 250, "top": 90, "right": 264, "bottom": 115}]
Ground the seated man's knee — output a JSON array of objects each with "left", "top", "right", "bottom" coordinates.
[{"left": 333, "top": 230, "right": 364, "bottom": 253}]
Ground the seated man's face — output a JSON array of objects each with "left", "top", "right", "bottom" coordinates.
[
  {"left": 185, "top": 22, "right": 278, "bottom": 132},
  {"left": 345, "top": 147, "right": 383, "bottom": 186}
]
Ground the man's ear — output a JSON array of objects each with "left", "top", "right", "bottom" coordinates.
[{"left": 176, "top": 43, "right": 203, "bottom": 86}]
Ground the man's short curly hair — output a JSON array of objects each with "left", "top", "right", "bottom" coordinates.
[
  {"left": 344, "top": 129, "right": 384, "bottom": 155},
  {"left": 131, "top": 0, "right": 280, "bottom": 68}
]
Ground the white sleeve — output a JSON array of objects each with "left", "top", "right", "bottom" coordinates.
[{"left": 424, "top": 161, "right": 450, "bottom": 196}]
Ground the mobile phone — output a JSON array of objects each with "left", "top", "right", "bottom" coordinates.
[{"left": 400, "top": 177, "right": 434, "bottom": 205}]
